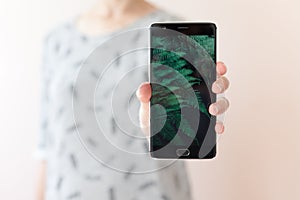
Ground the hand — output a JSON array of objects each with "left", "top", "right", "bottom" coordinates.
[{"left": 136, "top": 61, "right": 230, "bottom": 135}]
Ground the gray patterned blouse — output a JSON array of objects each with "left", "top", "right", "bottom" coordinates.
[{"left": 37, "top": 9, "right": 193, "bottom": 200}]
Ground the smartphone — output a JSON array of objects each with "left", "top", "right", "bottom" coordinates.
[{"left": 149, "top": 22, "right": 217, "bottom": 159}]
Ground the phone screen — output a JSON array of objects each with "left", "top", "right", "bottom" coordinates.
[{"left": 150, "top": 23, "right": 216, "bottom": 159}]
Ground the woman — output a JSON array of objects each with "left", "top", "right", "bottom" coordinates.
[{"left": 36, "top": 0, "right": 230, "bottom": 199}]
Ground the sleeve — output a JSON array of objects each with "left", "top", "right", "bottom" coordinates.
[{"left": 34, "top": 35, "right": 53, "bottom": 160}]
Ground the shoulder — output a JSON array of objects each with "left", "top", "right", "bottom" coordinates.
[
  {"left": 42, "top": 20, "right": 79, "bottom": 60},
  {"left": 42, "top": 20, "right": 77, "bottom": 52}
]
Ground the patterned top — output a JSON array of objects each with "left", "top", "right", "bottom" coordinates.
[{"left": 38, "top": 9, "right": 193, "bottom": 200}]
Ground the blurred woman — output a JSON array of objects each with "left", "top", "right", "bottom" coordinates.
[{"left": 36, "top": 0, "right": 230, "bottom": 199}]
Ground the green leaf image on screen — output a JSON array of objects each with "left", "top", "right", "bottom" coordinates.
[{"left": 151, "top": 34, "right": 215, "bottom": 148}]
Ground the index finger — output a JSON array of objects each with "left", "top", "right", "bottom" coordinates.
[{"left": 217, "top": 62, "right": 227, "bottom": 76}]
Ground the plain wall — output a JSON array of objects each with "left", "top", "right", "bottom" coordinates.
[{"left": 0, "top": 0, "right": 299, "bottom": 199}]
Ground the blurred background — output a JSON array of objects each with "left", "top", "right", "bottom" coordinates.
[{"left": 0, "top": 0, "right": 299, "bottom": 199}]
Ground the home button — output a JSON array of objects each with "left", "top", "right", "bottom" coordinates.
[{"left": 176, "top": 149, "right": 190, "bottom": 157}]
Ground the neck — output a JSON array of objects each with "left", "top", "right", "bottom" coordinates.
[
  {"left": 77, "top": 0, "right": 156, "bottom": 36},
  {"left": 92, "top": 0, "right": 142, "bottom": 18}
]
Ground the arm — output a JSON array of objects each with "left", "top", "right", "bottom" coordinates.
[
  {"left": 35, "top": 34, "right": 52, "bottom": 200},
  {"left": 36, "top": 161, "right": 46, "bottom": 200}
]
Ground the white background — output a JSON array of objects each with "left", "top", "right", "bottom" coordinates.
[{"left": 0, "top": 0, "right": 300, "bottom": 199}]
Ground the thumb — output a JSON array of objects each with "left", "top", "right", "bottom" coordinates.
[{"left": 136, "top": 82, "right": 152, "bottom": 103}]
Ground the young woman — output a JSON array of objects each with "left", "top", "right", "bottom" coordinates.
[{"left": 36, "top": 0, "right": 230, "bottom": 199}]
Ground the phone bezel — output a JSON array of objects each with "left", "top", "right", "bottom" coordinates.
[{"left": 149, "top": 22, "right": 217, "bottom": 159}]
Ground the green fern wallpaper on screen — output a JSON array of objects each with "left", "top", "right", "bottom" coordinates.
[{"left": 150, "top": 33, "right": 215, "bottom": 149}]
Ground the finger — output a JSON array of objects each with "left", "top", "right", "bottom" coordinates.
[
  {"left": 215, "top": 121, "right": 225, "bottom": 134},
  {"left": 216, "top": 61, "right": 227, "bottom": 76},
  {"left": 136, "top": 82, "right": 152, "bottom": 103},
  {"left": 139, "top": 102, "right": 150, "bottom": 131},
  {"left": 209, "top": 97, "right": 230, "bottom": 116},
  {"left": 212, "top": 76, "right": 230, "bottom": 93}
]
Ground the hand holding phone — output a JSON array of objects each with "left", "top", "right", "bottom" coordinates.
[
  {"left": 137, "top": 23, "right": 230, "bottom": 159},
  {"left": 137, "top": 62, "right": 229, "bottom": 133},
  {"left": 137, "top": 62, "right": 229, "bottom": 158}
]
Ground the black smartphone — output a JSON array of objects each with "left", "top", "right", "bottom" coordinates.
[{"left": 149, "top": 22, "right": 217, "bottom": 159}]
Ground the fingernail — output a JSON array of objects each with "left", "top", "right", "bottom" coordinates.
[
  {"left": 210, "top": 105, "right": 218, "bottom": 115},
  {"left": 213, "top": 106, "right": 219, "bottom": 115},
  {"left": 212, "top": 83, "right": 222, "bottom": 93}
]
